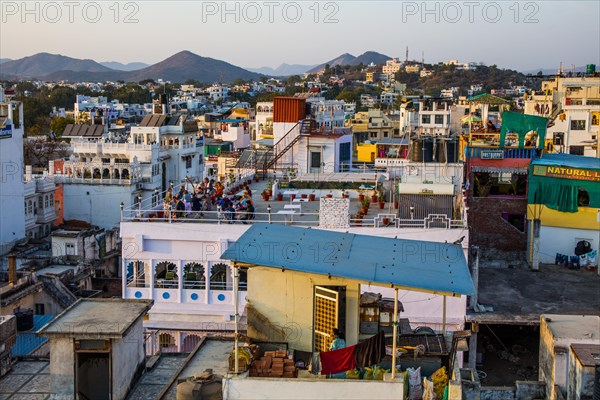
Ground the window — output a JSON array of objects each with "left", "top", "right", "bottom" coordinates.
[
  {"left": 339, "top": 142, "right": 351, "bottom": 163},
  {"left": 65, "top": 243, "right": 76, "bottom": 256},
  {"left": 571, "top": 120, "right": 586, "bottom": 130},
  {"left": 185, "top": 157, "right": 192, "bottom": 169},
  {"left": 27, "top": 200, "right": 32, "bottom": 215},
  {"left": 383, "top": 131, "right": 388, "bottom": 138},
  {"left": 35, "top": 303, "right": 45, "bottom": 315},
  {"left": 370, "top": 132, "right": 378, "bottom": 138},
  {"left": 422, "top": 115, "right": 431, "bottom": 124},
  {"left": 578, "top": 188, "right": 590, "bottom": 207},
  {"left": 435, "top": 115, "right": 444, "bottom": 125},
  {"left": 50, "top": 194, "right": 54, "bottom": 206},
  {"left": 44, "top": 195, "right": 49, "bottom": 208},
  {"left": 38, "top": 196, "right": 43, "bottom": 209},
  {"left": 569, "top": 146, "right": 585, "bottom": 155}
]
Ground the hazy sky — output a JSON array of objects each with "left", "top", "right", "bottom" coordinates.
[{"left": 1, "top": 1, "right": 598, "bottom": 71}]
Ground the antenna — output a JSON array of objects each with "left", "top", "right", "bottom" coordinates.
[
  {"left": 421, "top": 51, "right": 424, "bottom": 66},
  {"left": 405, "top": 46, "right": 409, "bottom": 63}
]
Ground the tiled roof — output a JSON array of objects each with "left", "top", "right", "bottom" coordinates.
[{"left": 62, "top": 124, "right": 104, "bottom": 138}]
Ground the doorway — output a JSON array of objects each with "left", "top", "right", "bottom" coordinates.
[
  {"left": 312, "top": 286, "right": 346, "bottom": 352},
  {"left": 309, "top": 150, "right": 322, "bottom": 174},
  {"left": 161, "top": 162, "right": 167, "bottom": 193},
  {"left": 76, "top": 352, "right": 110, "bottom": 400}
]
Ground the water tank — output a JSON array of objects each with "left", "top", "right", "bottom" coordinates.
[
  {"left": 14, "top": 309, "right": 34, "bottom": 331},
  {"left": 446, "top": 139, "right": 458, "bottom": 163},
  {"left": 411, "top": 140, "right": 423, "bottom": 162},
  {"left": 435, "top": 140, "right": 447, "bottom": 163},
  {"left": 423, "top": 138, "right": 434, "bottom": 162},
  {"left": 587, "top": 64, "right": 596, "bottom": 74}
]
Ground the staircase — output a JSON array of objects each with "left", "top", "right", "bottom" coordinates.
[
  {"left": 38, "top": 275, "right": 77, "bottom": 310},
  {"left": 235, "top": 119, "right": 313, "bottom": 177},
  {"left": 263, "top": 119, "right": 313, "bottom": 172}
]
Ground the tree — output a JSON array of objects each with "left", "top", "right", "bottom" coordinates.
[
  {"left": 49, "top": 117, "right": 75, "bottom": 138},
  {"left": 23, "top": 137, "right": 69, "bottom": 168}
]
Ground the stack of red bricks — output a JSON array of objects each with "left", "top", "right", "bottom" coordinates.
[{"left": 248, "top": 350, "right": 298, "bottom": 378}]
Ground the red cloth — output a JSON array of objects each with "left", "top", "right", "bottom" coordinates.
[{"left": 320, "top": 345, "right": 356, "bottom": 375}]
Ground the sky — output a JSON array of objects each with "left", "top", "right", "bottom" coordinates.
[{"left": 1, "top": 1, "right": 599, "bottom": 72}]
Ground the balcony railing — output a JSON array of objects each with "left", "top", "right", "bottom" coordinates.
[{"left": 466, "top": 147, "right": 537, "bottom": 159}]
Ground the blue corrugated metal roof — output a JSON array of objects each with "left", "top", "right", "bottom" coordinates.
[
  {"left": 11, "top": 314, "right": 55, "bottom": 357},
  {"left": 221, "top": 224, "right": 474, "bottom": 296},
  {"left": 532, "top": 153, "right": 600, "bottom": 170}
]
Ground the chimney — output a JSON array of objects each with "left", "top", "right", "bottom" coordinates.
[
  {"left": 8, "top": 255, "right": 17, "bottom": 286},
  {"left": 25, "top": 165, "right": 32, "bottom": 182}
]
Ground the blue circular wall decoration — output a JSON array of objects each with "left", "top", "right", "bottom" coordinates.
[
  {"left": 190, "top": 293, "right": 199, "bottom": 301},
  {"left": 217, "top": 294, "right": 226, "bottom": 301},
  {"left": 134, "top": 291, "right": 142, "bottom": 298},
  {"left": 162, "top": 292, "right": 170, "bottom": 299}
]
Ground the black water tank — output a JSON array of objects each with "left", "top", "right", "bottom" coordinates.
[
  {"left": 411, "top": 140, "right": 423, "bottom": 162},
  {"left": 423, "top": 138, "right": 434, "bottom": 162},
  {"left": 14, "top": 309, "right": 34, "bottom": 331},
  {"left": 446, "top": 139, "right": 458, "bottom": 163},
  {"left": 436, "top": 140, "right": 447, "bottom": 163}
]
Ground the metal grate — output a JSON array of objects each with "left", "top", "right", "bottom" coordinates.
[{"left": 314, "top": 287, "right": 338, "bottom": 352}]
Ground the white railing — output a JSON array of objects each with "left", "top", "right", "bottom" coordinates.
[
  {"left": 350, "top": 213, "right": 465, "bottom": 229},
  {"left": 55, "top": 176, "right": 137, "bottom": 185}
]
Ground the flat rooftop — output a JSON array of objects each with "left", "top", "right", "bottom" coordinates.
[
  {"left": 542, "top": 314, "right": 600, "bottom": 340},
  {"left": 38, "top": 298, "right": 153, "bottom": 338},
  {"left": 467, "top": 264, "right": 600, "bottom": 325},
  {"left": 36, "top": 264, "right": 77, "bottom": 276},
  {"left": 0, "top": 360, "right": 50, "bottom": 398}
]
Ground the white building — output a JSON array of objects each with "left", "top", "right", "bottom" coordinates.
[
  {"left": 524, "top": 76, "right": 600, "bottom": 157},
  {"left": 417, "top": 98, "right": 453, "bottom": 136},
  {"left": 56, "top": 106, "right": 204, "bottom": 228},
  {"left": 255, "top": 102, "right": 273, "bottom": 139},
  {"left": 0, "top": 86, "right": 26, "bottom": 255},
  {"left": 207, "top": 85, "right": 230, "bottom": 101},
  {"left": 23, "top": 167, "right": 57, "bottom": 240},
  {"left": 217, "top": 119, "right": 251, "bottom": 150}
]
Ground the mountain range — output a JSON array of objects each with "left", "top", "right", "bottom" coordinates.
[
  {"left": 0, "top": 50, "right": 394, "bottom": 83},
  {"left": 100, "top": 61, "right": 150, "bottom": 71},
  {"left": 0, "top": 51, "right": 263, "bottom": 83},
  {"left": 0, "top": 58, "right": 11, "bottom": 64},
  {"left": 247, "top": 63, "right": 317, "bottom": 76},
  {"left": 307, "top": 51, "right": 392, "bottom": 73}
]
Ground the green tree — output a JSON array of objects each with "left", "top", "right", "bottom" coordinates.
[{"left": 49, "top": 116, "right": 75, "bottom": 137}]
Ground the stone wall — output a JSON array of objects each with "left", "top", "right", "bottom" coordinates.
[{"left": 319, "top": 198, "right": 349, "bottom": 229}]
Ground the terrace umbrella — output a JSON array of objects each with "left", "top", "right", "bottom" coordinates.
[{"left": 461, "top": 115, "right": 482, "bottom": 124}]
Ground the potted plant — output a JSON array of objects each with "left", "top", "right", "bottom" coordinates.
[
  {"left": 309, "top": 191, "right": 316, "bottom": 201},
  {"left": 276, "top": 192, "right": 283, "bottom": 201},
  {"left": 358, "top": 189, "right": 365, "bottom": 202},
  {"left": 382, "top": 217, "right": 390, "bottom": 225},
  {"left": 266, "top": 178, "right": 273, "bottom": 196},
  {"left": 393, "top": 185, "right": 399, "bottom": 209},
  {"left": 360, "top": 198, "right": 370, "bottom": 215},
  {"left": 377, "top": 187, "right": 385, "bottom": 209},
  {"left": 261, "top": 190, "right": 270, "bottom": 201},
  {"left": 301, "top": 193, "right": 308, "bottom": 199},
  {"left": 325, "top": 192, "right": 333, "bottom": 198},
  {"left": 291, "top": 194, "right": 297, "bottom": 201},
  {"left": 341, "top": 190, "right": 349, "bottom": 199},
  {"left": 371, "top": 192, "right": 378, "bottom": 203}
]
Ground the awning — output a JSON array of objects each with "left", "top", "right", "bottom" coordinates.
[
  {"left": 221, "top": 224, "right": 474, "bottom": 296},
  {"left": 471, "top": 166, "right": 528, "bottom": 175},
  {"left": 398, "top": 183, "right": 455, "bottom": 195}
]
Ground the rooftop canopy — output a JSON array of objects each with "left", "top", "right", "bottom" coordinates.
[
  {"left": 467, "top": 93, "right": 510, "bottom": 105},
  {"left": 500, "top": 111, "right": 547, "bottom": 149},
  {"left": 221, "top": 224, "right": 474, "bottom": 297},
  {"left": 528, "top": 153, "right": 600, "bottom": 212}
]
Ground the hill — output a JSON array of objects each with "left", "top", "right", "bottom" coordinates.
[
  {"left": 307, "top": 51, "right": 391, "bottom": 73},
  {"left": 100, "top": 61, "right": 150, "bottom": 71},
  {"left": 247, "top": 63, "right": 316, "bottom": 76},
  {"left": 0, "top": 53, "right": 112, "bottom": 78}
]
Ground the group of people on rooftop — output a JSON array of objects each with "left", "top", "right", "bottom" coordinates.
[{"left": 162, "top": 178, "right": 255, "bottom": 223}]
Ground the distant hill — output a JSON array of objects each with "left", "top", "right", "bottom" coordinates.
[
  {"left": 247, "top": 63, "right": 316, "bottom": 76},
  {"left": 351, "top": 51, "right": 391, "bottom": 66},
  {"left": 0, "top": 58, "right": 11, "bottom": 64},
  {"left": 522, "top": 65, "right": 589, "bottom": 75},
  {"left": 0, "top": 53, "right": 112, "bottom": 78},
  {"left": 307, "top": 51, "right": 391, "bottom": 73},
  {"left": 100, "top": 61, "right": 150, "bottom": 71},
  {"left": 8, "top": 51, "right": 262, "bottom": 83}
]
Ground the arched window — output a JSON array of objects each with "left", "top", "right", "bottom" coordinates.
[
  {"left": 50, "top": 194, "right": 54, "bottom": 206},
  {"left": 182, "top": 334, "right": 202, "bottom": 352},
  {"left": 121, "top": 169, "right": 130, "bottom": 179},
  {"left": 183, "top": 262, "right": 206, "bottom": 289},
  {"left": 210, "top": 263, "right": 230, "bottom": 290},
  {"left": 44, "top": 195, "right": 49, "bottom": 209},
  {"left": 155, "top": 261, "right": 178, "bottom": 289},
  {"left": 158, "top": 333, "right": 176, "bottom": 352},
  {"left": 28, "top": 200, "right": 32, "bottom": 215},
  {"left": 126, "top": 260, "right": 147, "bottom": 287}
]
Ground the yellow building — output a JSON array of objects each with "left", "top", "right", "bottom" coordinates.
[
  {"left": 221, "top": 224, "right": 474, "bottom": 353},
  {"left": 527, "top": 154, "right": 600, "bottom": 268},
  {"left": 356, "top": 142, "right": 376, "bottom": 162}
]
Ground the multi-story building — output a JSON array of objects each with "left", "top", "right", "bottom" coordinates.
[
  {"left": 23, "top": 167, "right": 57, "bottom": 240},
  {"left": 382, "top": 57, "right": 401, "bottom": 75},
  {"left": 56, "top": 100, "right": 204, "bottom": 228},
  {"left": 416, "top": 98, "right": 452, "bottom": 136},
  {"left": 207, "top": 84, "right": 229, "bottom": 101},
  {"left": 524, "top": 76, "right": 600, "bottom": 157},
  {"left": 0, "top": 86, "right": 26, "bottom": 255},
  {"left": 255, "top": 102, "right": 274, "bottom": 139}
]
